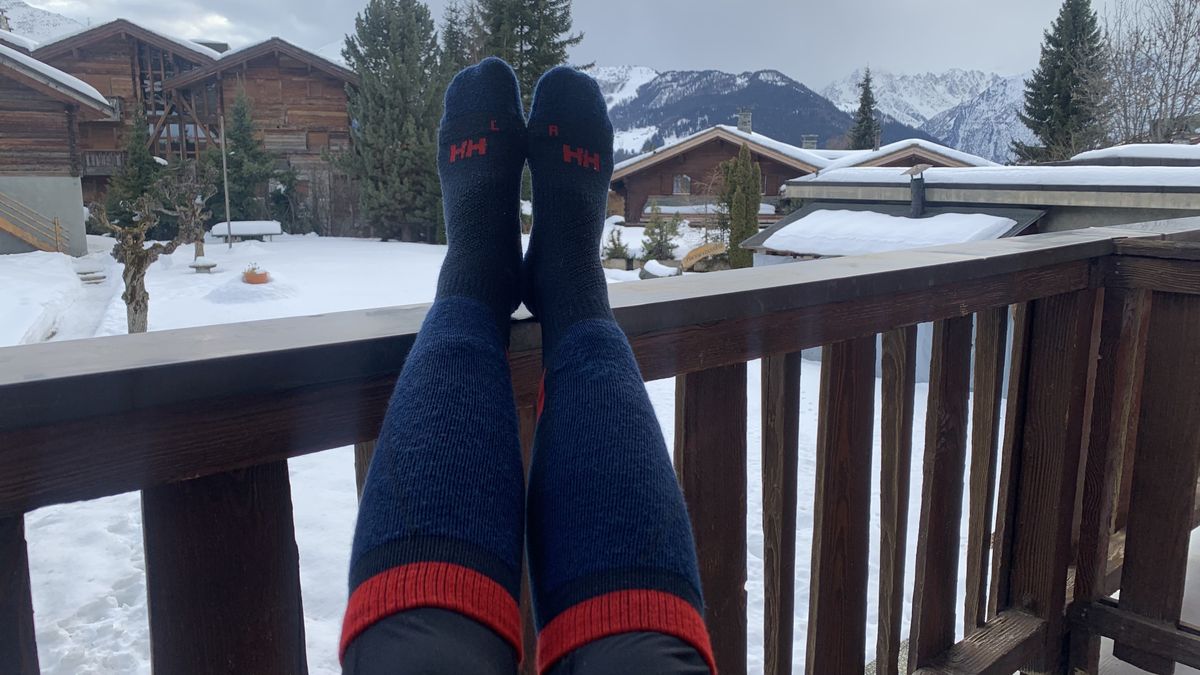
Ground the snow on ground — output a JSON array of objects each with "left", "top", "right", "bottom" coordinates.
[
  {"left": 601, "top": 216, "right": 710, "bottom": 261},
  {"left": 0, "top": 250, "right": 81, "bottom": 344},
  {"left": 5, "top": 233, "right": 1199, "bottom": 673}
]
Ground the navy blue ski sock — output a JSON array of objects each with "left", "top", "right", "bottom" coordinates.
[
  {"left": 435, "top": 57, "right": 527, "bottom": 336},
  {"left": 342, "top": 298, "right": 525, "bottom": 664},
  {"left": 523, "top": 67, "right": 615, "bottom": 361},
  {"left": 527, "top": 321, "right": 714, "bottom": 673}
]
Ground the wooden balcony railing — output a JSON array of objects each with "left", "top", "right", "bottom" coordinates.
[{"left": 4, "top": 220, "right": 1200, "bottom": 674}]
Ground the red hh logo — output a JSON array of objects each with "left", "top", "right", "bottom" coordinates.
[
  {"left": 562, "top": 144, "right": 601, "bottom": 171},
  {"left": 449, "top": 138, "right": 487, "bottom": 163}
]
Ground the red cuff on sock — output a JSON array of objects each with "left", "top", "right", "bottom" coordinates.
[
  {"left": 339, "top": 562, "right": 522, "bottom": 663},
  {"left": 536, "top": 589, "right": 716, "bottom": 674}
]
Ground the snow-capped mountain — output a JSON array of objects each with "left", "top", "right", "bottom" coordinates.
[
  {"left": 920, "top": 73, "right": 1034, "bottom": 164},
  {"left": 822, "top": 68, "right": 999, "bottom": 128},
  {"left": 595, "top": 68, "right": 937, "bottom": 157},
  {"left": 0, "top": 0, "right": 82, "bottom": 41},
  {"left": 590, "top": 65, "right": 659, "bottom": 109}
]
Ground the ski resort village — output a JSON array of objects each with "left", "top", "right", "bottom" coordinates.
[{"left": 2, "top": 0, "right": 1200, "bottom": 674}]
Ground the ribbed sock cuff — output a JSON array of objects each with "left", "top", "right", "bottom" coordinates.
[
  {"left": 340, "top": 562, "right": 522, "bottom": 663},
  {"left": 536, "top": 589, "right": 715, "bottom": 674}
]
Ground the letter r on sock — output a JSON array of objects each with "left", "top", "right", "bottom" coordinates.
[
  {"left": 562, "top": 145, "right": 601, "bottom": 172},
  {"left": 449, "top": 137, "right": 488, "bottom": 163}
]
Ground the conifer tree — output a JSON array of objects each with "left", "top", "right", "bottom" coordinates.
[
  {"left": 342, "top": 0, "right": 443, "bottom": 241},
  {"left": 477, "top": 0, "right": 584, "bottom": 105},
  {"left": 849, "top": 68, "right": 881, "bottom": 151},
  {"left": 106, "top": 110, "right": 162, "bottom": 226},
  {"left": 208, "top": 90, "right": 277, "bottom": 223},
  {"left": 641, "top": 201, "right": 679, "bottom": 261},
  {"left": 1014, "top": 0, "right": 1107, "bottom": 162},
  {"left": 440, "top": 1, "right": 474, "bottom": 78},
  {"left": 722, "top": 144, "right": 762, "bottom": 269}
]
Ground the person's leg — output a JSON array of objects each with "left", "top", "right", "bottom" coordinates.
[
  {"left": 522, "top": 67, "right": 716, "bottom": 675},
  {"left": 340, "top": 58, "right": 528, "bottom": 674}
]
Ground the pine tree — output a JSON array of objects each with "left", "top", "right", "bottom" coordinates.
[
  {"left": 477, "top": 0, "right": 584, "bottom": 106},
  {"left": 722, "top": 144, "right": 762, "bottom": 269},
  {"left": 342, "top": 0, "right": 443, "bottom": 242},
  {"left": 440, "top": 1, "right": 474, "bottom": 78},
  {"left": 848, "top": 67, "right": 881, "bottom": 151},
  {"left": 106, "top": 110, "right": 162, "bottom": 227},
  {"left": 1014, "top": 0, "right": 1107, "bottom": 163},
  {"left": 641, "top": 202, "right": 679, "bottom": 261},
  {"left": 207, "top": 90, "right": 277, "bottom": 223}
]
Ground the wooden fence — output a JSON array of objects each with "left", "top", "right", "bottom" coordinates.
[{"left": 3, "top": 220, "right": 1200, "bottom": 674}]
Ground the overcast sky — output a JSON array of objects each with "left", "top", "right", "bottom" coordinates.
[{"left": 29, "top": 0, "right": 1115, "bottom": 86}]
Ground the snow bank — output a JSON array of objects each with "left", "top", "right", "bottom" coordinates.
[
  {"left": 819, "top": 138, "right": 999, "bottom": 172},
  {"left": 0, "top": 251, "right": 81, "bottom": 346},
  {"left": 643, "top": 259, "right": 679, "bottom": 276},
  {"left": 762, "top": 209, "right": 1015, "bottom": 256},
  {"left": 1071, "top": 143, "right": 1200, "bottom": 163},
  {"left": 795, "top": 165, "right": 1200, "bottom": 188}
]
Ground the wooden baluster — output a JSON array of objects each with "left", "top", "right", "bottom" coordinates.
[
  {"left": 353, "top": 440, "right": 376, "bottom": 499},
  {"left": 909, "top": 316, "right": 973, "bottom": 671},
  {"left": 877, "top": 326, "right": 917, "bottom": 675},
  {"left": 1069, "top": 288, "right": 1151, "bottom": 673},
  {"left": 676, "top": 363, "right": 748, "bottom": 675},
  {"left": 0, "top": 516, "right": 38, "bottom": 675},
  {"left": 1003, "top": 290, "right": 1102, "bottom": 672},
  {"left": 142, "top": 462, "right": 308, "bottom": 674},
  {"left": 762, "top": 352, "right": 802, "bottom": 675},
  {"left": 964, "top": 307, "right": 1009, "bottom": 636},
  {"left": 1114, "top": 292, "right": 1200, "bottom": 675},
  {"left": 806, "top": 337, "right": 876, "bottom": 675},
  {"left": 989, "top": 303, "right": 1032, "bottom": 619}
]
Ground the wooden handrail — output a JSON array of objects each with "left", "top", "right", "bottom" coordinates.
[{"left": 4, "top": 219, "right": 1200, "bottom": 675}]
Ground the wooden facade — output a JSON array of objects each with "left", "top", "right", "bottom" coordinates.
[
  {"left": 30, "top": 22, "right": 358, "bottom": 210},
  {"left": 610, "top": 127, "right": 821, "bottom": 224},
  {"left": 0, "top": 76, "right": 78, "bottom": 176}
]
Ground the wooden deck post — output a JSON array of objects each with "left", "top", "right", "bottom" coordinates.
[
  {"left": 1002, "top": 290, "right": 1102, "bottom": 673},
  {"left": 675, "top": 363, "right": 748, "bottom": 675},
  {"left": 518, "top": 403, "right": 538, "bottom": 675},
  {"left": 142, "top": 461, "right": 308, "bottom": 674},
  {"left": 908, "top": 317, "right": 973, "bottom": 671},
  {"left": 806, "top": 337, "right": 876, "bottom": 675},
  {"left": 1113, "top": 291, "right": 1200, "bottom": 675},
  {"left": 0, "top": 516, "right": 39, "bottom": 675},
  {"left": 353, "top": 440, "right": 376, "bottom": 499},
  {"left": 761, "top": 352, "right": 802, "bottom": 675}
]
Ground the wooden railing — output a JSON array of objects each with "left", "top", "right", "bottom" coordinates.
[
  {"left": 3, "top": 220, "right": 1200, "bottom": 674},
  {"left": 0, "top": 191, "right": 68, "bottom": 254},
  {"left": 81, "top": 150, "right": 127, "bottom": 177}
]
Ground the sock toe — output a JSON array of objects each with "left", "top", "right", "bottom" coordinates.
[
  {"left": 442, "top": 57, "right": 525, "bottom": 129},
  {"left": 528, "top": 67, "right": 613, "bottom": 138}
]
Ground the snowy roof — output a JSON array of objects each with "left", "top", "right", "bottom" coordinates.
[
  {"left": 759, "top": 209, "right": 1017, "bottom": 257},
  {"left": 818, "top": 138, "right": 999, "bottom": 173},
  {"left": 809, "top": 149, "right": 867, "bottom": 160},
  {"left": 164, "top": 36, "right": 357, "bottom": 89},
  {"left": 0, "top": 42, "right": 112, "bottom": 113},
  {"left": 0, "top": 28, "right": 38, "bottom": 52},
  {"left": 1070, "top": 143, "right": 1200, "bottom": 163},
  {"left": 614, "top": 124, "right": 830, "bottom": 177},
  {"left": 34, "top": 19, "right": 220, "bottom": 62},
  {"left": 789, "top": 165, "right": 1200, "bottom": 189}
]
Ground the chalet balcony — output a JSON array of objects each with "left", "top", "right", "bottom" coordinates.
[
  {"left": 4, "top": 221, "right": 1200, "bottom": 674},
  {"left": 81, "top": 149, "right": 127, "bottom": 177}
]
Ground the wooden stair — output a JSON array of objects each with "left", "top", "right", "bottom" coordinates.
[{"left": 0, "top": 191, "right": 69, "bottom": 253}]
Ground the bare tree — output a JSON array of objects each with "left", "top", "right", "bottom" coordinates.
[
  {"left": 1105, "top": 0, "right": 1200, "bottom": 143},
  {"left": 91, "top": 195, "right": 180, "bottom": 334},
  {"left": 156, "top": 161, "right": 217, "bottom": 260}
]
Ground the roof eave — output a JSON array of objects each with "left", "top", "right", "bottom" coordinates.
[{"left": 162, "top": 39, "right": 359, "bottom": 91}]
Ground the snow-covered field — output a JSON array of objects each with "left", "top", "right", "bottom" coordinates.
[{"left": 5, "top": 234, "right": 1196, "bottom": 674}]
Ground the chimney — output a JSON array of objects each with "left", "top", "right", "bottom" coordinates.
[
  {"left": 0, "top": 10, "right": 11, "bottom": 32},
  {"left": 736, "top": 109, "right": 753, "bottom": 134},
  {"left": 910, "top": 175, "right": 926, "bottom": 218},
  {"left": 801, "top": 134, "right": 819, "bottom": 149}
]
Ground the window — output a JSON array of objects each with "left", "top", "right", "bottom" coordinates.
[{"left": 673, "top": 174, "right": 692, "bottom": 195}]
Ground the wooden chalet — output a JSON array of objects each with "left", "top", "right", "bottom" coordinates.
[
  {"left": 30, "top": 22, "right": 359, "bottom": 218},
  {"left": 0, "top": 43, "right": 114, "bottom": 255},
  {"left": 610, "top": 120, "right": 827, "bottom": 224}
]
